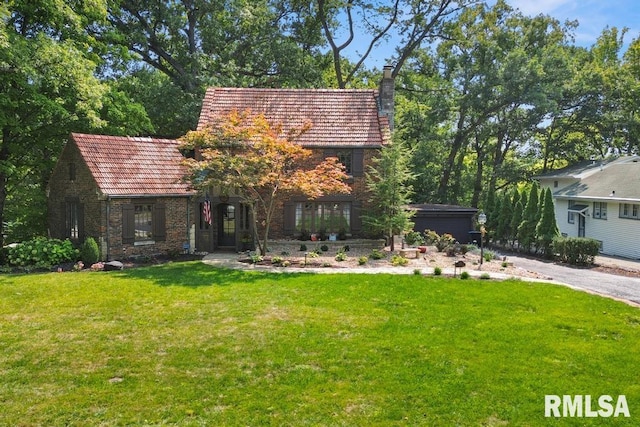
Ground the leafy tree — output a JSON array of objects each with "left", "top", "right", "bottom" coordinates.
[
  {"left": 0, "top": 2, "right": 106, "bottom": 246},
  {"left": 363, "top": 139, "right": 415, "bottom": 251},
  {"left": 317, "top": 0, "right": 473, "bottom": 88},
  {"left": 536, "top": 187, "right": 559, "bottom": 257},
  {"left": 400, "top": 1, "right": 573, "bottom": 204},
  {"left": 180, "top": 110, "right": 350, "bottom": 255}
]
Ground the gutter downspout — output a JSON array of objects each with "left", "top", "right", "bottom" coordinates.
[{"left": 105, "top": 197, "right": 110, "bottom": 261}]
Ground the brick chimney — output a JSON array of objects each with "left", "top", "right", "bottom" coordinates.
[{"left": 378, "top": 64, "right": 395, "bottom": 131}]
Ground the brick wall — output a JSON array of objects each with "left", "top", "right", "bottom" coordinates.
[
  {"left": 48, "top": 139, "right": 193, "bottom": 260},
  {"left": 266, "top": 147, "right": 381, "bottom": 239},
  {"left": 107, "top": 197, "right": 191, "bottom": 260},
  {"left": 47, "top": 141, "right": 105, "bottom": 246}
]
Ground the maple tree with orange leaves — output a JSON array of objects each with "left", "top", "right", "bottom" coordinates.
[{"left": 180, "top": 109, "right": 351, "bottom": 254}]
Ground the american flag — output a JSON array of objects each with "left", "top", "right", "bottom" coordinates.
[{"left": 203, "top": 196, "right": 212, "bottom": 225}]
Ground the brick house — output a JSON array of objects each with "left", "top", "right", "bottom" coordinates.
[
  {"left": 193, "top": 78, "right": 392, "bottom": 251},
  {"left": 48, "top": 69, "right": 394, "bottom": 258},
  {"left": 47, "top": 134, "right": 195, "bottom": 260}
]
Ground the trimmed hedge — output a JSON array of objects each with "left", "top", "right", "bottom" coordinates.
[{"left": 552, "top": 237, "right": 600, "bottom": 266}]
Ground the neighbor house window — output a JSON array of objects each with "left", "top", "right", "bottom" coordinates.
[
  {"left": 593, "top": 202, "right": 607, "bottom": 219},
  {"left": 567, "top": 200, "right": 575, "bottom": 224},
  {"left": 620, "top": 203, "right": 640, "bottom": 220}
]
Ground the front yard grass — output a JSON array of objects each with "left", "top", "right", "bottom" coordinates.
[{"left": 1, "top": 262, "right": 639, "bottom": 426}]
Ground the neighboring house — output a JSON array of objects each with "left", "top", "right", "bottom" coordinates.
[
  {"left": 536, "top": 156, "right": 640, "bottom": 259},
  {"left": 47, "top": 134, "right": 195, "bottom": 260},
  {"left": 48, "top": 68, "right": 394, "bottom": 258}
]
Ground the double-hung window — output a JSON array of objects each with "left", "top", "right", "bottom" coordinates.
[
  {"left": 593, "top": 202, "right": 607, "bottom": 219},
  {"left": 123, "top": 202, "right": 166, "bottom": 244}
]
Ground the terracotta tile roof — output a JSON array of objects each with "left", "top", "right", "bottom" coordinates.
[
  {"left": 71, "top": 133, "right": 194, "bottom": 197},
  {"left": 197, "top": 88, "right": 391, "bottom": 148}
]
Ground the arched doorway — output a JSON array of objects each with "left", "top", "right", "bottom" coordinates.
[{"left": 218, "top": 203, "right": 236, "bottom": 247}]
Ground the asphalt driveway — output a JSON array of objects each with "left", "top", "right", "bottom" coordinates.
[{"left": 509, "top": 254, "right": 640, "bottom": 306}]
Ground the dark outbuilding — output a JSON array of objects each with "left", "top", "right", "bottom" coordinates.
[{"left": 408, "top": 204, "right": 478, "bottom": 243}]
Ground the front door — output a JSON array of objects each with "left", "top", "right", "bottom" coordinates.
[
  {"left": 196, "top": 200, "right": 214, "bottom": 252},
  {"left": 578, "top": 214, "right": 586, "bottom": 237},
  {"left": 218, "top": 203, "right": 236, "bottom": 247}
]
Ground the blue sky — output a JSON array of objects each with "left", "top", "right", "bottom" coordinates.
[
  {"left": 506, "top": 0, "right": 640, "bottom": 48},
  {"left": 358, "top": 0, "right": 640, "bottom": 69}
]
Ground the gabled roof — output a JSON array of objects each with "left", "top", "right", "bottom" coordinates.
[
  {"left": 71, "top": 133, "right": 194, "bottom": 197},
  {"left": 549, "top": 156, "right": 640, "bottom": 202},
  {"left": 535, "top": 157, "right": 624, "bottom": 180},
  {"left": 197, "top": 88, "right": 391, "bottom": 148}
]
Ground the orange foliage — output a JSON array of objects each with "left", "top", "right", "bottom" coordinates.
[{"left": 179, "top": 109, "right": 351, "bottom": 253}]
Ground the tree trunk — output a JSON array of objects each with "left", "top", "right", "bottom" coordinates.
[{"left": 0, "top": 127, "right": 11, "bottom": 248}]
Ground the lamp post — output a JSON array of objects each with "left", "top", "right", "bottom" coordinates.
[{"left": 478, "top": 212, "right": 487, "bottom": 266}]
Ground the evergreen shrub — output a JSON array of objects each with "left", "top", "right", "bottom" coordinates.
[
  {"left": 79, "top": 237, "right": 100, "bottom": 264},
  {"left": 552, "top": 237, "right": 600, "bottom": 266}
]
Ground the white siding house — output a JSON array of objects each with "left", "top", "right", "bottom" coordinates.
[{"left": 536, "top": 156, "right": 640, "bottom": 260}]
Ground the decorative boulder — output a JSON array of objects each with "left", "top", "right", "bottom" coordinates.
[{"left": 104, "top": 260, "right": 124, "bottom": 271}]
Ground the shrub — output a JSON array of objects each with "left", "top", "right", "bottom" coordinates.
[
  {"left": 480, "top": 273, "right": 491, "bottom": 280},
  {"left": 335, "top": 250, "right": 348, "bottom": 262},
  {"left": 433, "top": 266, "right": 442, "bottom": 276},
  {"left": 299, "top": 244, "right": 307, "bottom": 252},
  {"left": 358, "top": 256, "right": 368, "bottom": 265},
  {"left": 79, "top": 237, "right": 100, "bottom": 264},
  {"left": 483, "top": 250, "right": 495, "bottom": 263},
  {"left": 424, "top": 229, "right": 456, "bottom": 252},
  {"left": 271, "top": 256, "right": 284, "bottom": 265},
  {"left": 370, "top": 249, "right": 385, "bottom": 260},
  {"left": 413, "top": 268, "right": 422, "bottom": 275},
  {"left": 405, "top": 230, "right": 425, "bottom": 247},
  {"left": 460, "top": 271, "right": 470, "bottom": 280},
  {"left": 6, "top": 237, "right": 78, "bottom": 268},
  {"left": 390, "top": 254, "right": 409, "bottom": 266},
  {"left": 553, "top": 237, "right": 600, "bottom": 266},
  {"left": 320, "top": 245, "right": 329, "bottom": 252},
  {"left": 250, "top": 253, "right": 263, "bottom": 264}
]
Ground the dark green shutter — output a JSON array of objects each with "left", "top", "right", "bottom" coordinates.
[
  {"left": 78, "top": 203, "right": 85, "bottom": 242},
  {"left": 352, "top": 149, "right": 364, "bottom": 177},
  {"left": 283, "top": 202, "right": 295, "bottom": 236},
  {"left": 154, "top": 203, "right": 166, "bottom": 241},
  {"left": 122, "top": 204, "right": 135, "bottom": 244},
  {"left": 351, "top": 200, "right": 363, "bottom": 234}
]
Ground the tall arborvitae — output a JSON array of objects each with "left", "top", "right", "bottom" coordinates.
[
  {"left": 509, "top": 188, "right": 523, "bottom": 247},
  {"left": 511, "top": 201, "right": 524, "bottom": 250},
  {"left": 496, "top": 191, "right": 513, "bottom": 245},
  {"left": 488, "top": 192, "right": 502, "bottom": 244},
  {"left": 483, "top": 189, "right": 497, "bottom": 234},
  {"left": 536, "top": 187, "right": 559, "bottom": 257},
  {"left": 518, "top": 182, "right": 540, "bottom": 253}
]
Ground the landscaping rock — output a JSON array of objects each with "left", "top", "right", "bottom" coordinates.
[{"left": 104, "top": 260, "right": 124, "bottom": 271}]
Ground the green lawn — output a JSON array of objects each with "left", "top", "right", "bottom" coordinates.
[{"left": 1, "top": 262, "right": 639, "bottom": 426}]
